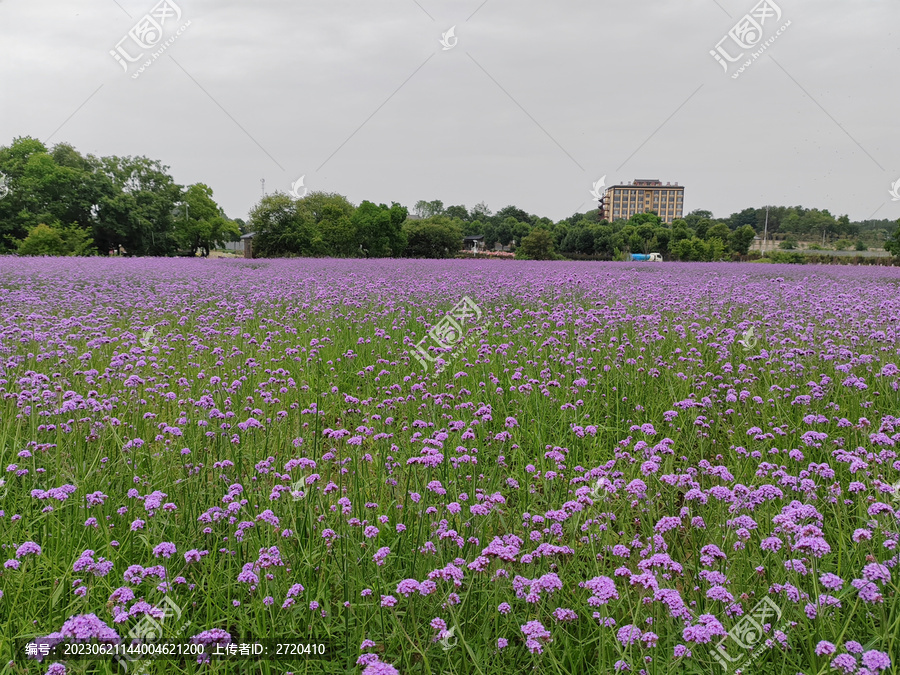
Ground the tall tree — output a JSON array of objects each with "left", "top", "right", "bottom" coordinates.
[
  {"left": 0, "top": 137, "right": 111, "bottom": 252},
  {"left": 684, "top": 209, "right": 713, "bottom": 230},
  {"left": 316, "top": 203, "right": 358, "bottom": 256},
  {"left": 173, "top": 183, "right": 240, "bottom": 256},
  {"left": 403, "top": 216, "right": 462, "bottom": 258},
  {"left": 706, "top": 222, "right": 732, "bottom": 244},
  {"left": 94, "top": 155, "right": 182, "bottom": 255},
  {"left": 516, "top": 228, "right": 555, "bottom": 260},
  {"left": 884, "top": 219, "right": 900, "bottom": 259},
  {"left": 728, "top": 207, "right": 758, "bottom": 230},
  {"left": 728, "top": 225, "right": 756, "bottom": 255},
  {"left": 413, "top": 200, "right": 444, "bottom": 218},
  {"left": 250, "top": 193, "right": 317, "bottom": 257},
  {"left": 471, "top": 201, "right": 492, "bottom": 221},
  {"left": 495, "top": 205, "right": 533, "bottom": 226},
  {"left": 444, "top": 204, "right": 469, "bottom": 221},
  {"left": 352, "top": 201, "right": 408, "bottom": 257},
  {"left": 293, "top": 191, "right": 357, "bottom": 256},
  {"left": 17, "top": 222, "right": 94, "bottom": 256}
]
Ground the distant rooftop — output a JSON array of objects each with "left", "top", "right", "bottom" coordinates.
[{"left": 610, "top": 179, "right": 680, "bottom": 187}]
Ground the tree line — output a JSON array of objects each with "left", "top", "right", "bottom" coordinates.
[
  {"left": 2, "top": 136, "right": 898, "bottom": 261},
  {"left": 0, "top": 136, "right": 240, "bottom": 256},
  {"left": 251, "top": 195, "right": 900, "bottom": 262}
]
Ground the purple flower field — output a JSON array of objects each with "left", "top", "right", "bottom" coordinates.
[{"left": 0, "top": 257, "right": 897, "bottom": 675}]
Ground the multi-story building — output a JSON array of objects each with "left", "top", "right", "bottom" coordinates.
[{"left": 599, "top": 179, "right": 684, "bottom": 224}]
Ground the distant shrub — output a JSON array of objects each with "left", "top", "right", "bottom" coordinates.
[
  {"left": 17, "top": 223, "right": 94, "bottom": 256},
  {"left": 766, "top": 251, "right": 806, "bottom": 264},
  {"left": 779, "top": 238, "right": 797, "bottom": 250}
]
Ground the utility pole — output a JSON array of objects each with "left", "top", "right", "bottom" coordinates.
[
  {"left": 261, "top": 178, "right": 265, "bottom": 198},
  {"left": 762, "top": 205, "right": 769, "bottom": 253}
]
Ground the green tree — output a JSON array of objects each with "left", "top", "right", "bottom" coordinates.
[
  {"left": 728, "top": 207, "right": 758, "bottom": 230},
  {"left": 352, "top": 201, "right": 407, "bottom": 257},
  {"left": 629, "top": 212, "right": 662, "bottom": 228},
  {"left": 495, "top": 205, "right": 533, "bottom": 226},
  {"left": 290, "top": 192, "right": 357, "bottom": 256},
  {"left": 461, "top": 219, "right": 484, "bottom": 237},
  {"left": 471, "top": 201, "right": 492, "bottom": 221},
  {"left": 672, "top": 236, "right": 713, "bottom": 261},
  {"left": 299, "top": 192, "right": 355, "bottom": 222},
  {"left": 684, "top": 210, "right": 713, "bottom": 230},
  {"left": 767, "top": 250, "right": 806, "bottom": 264},
  {"left": 516, "top": 228, "right": 555, "bottom": 260},
  {"left": 651, "top": 226, "right": 672, "bottom": 255},
  {"left": 798, "top": 208, "right": 838, "bottom": 241},
  {"left": 403, "top": 217, "right": 462, "bottom": 258},
  {"left": 728, "top": 225, "right": 756, "bottom": 255},
  {"left": 173, "top": 183, "right": 239, "bottom": 256},
  {"left": 671, "top": 220, "right": 691, "bottom": 242},
  {"left": 0, "top": 137, "right": 110, "bottom": 253},
  {"left": 94, "top": 155, "right": 182, "bottom": 256},
  {"left": 779, "top": 237, "right": 798, "bottom": 250},
  {"left": 316, "top": 204, "right": 357, "bottom": 256},
  {"left": 58, "top": 223, "right": 96, "bottom": 255},
  {"left": 706, "top": 222, "right": 732, "bottom": 243},
  {"left": 495, "top": 217, "right": 523, "bottom": 247},
  {"left": 482, "top": 221, "right": 499, "bottom": 250},
  {"left": 16, "top": 222, "right": 94, "bottom": 256},
  {"left": 16, "top": 223, "right": 66, "bottom": 256},
  {"left": 706, "top": 237, "right": 727, "bottom": 261},
  {"left": 250, "top": 193, "right": 316, "bottom": 257},
  {"left": 560, "top": 222, "right": 594, "bottom": 255},
  {"left": 694, "top": 218, "right": 713, "bottom": 240},
  {"left": 884, "top": 219, "right": 900, "bottom": 258},
  {"left": 413, "top": 200, "right": 444, "bottom": 218},
  {"left": 444, "top": 205, "right": 469, "bottom": 221}
]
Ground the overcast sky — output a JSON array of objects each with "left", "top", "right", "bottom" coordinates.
[{"left": 1, "top": 0, "right": 898, "bottom": 224}]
